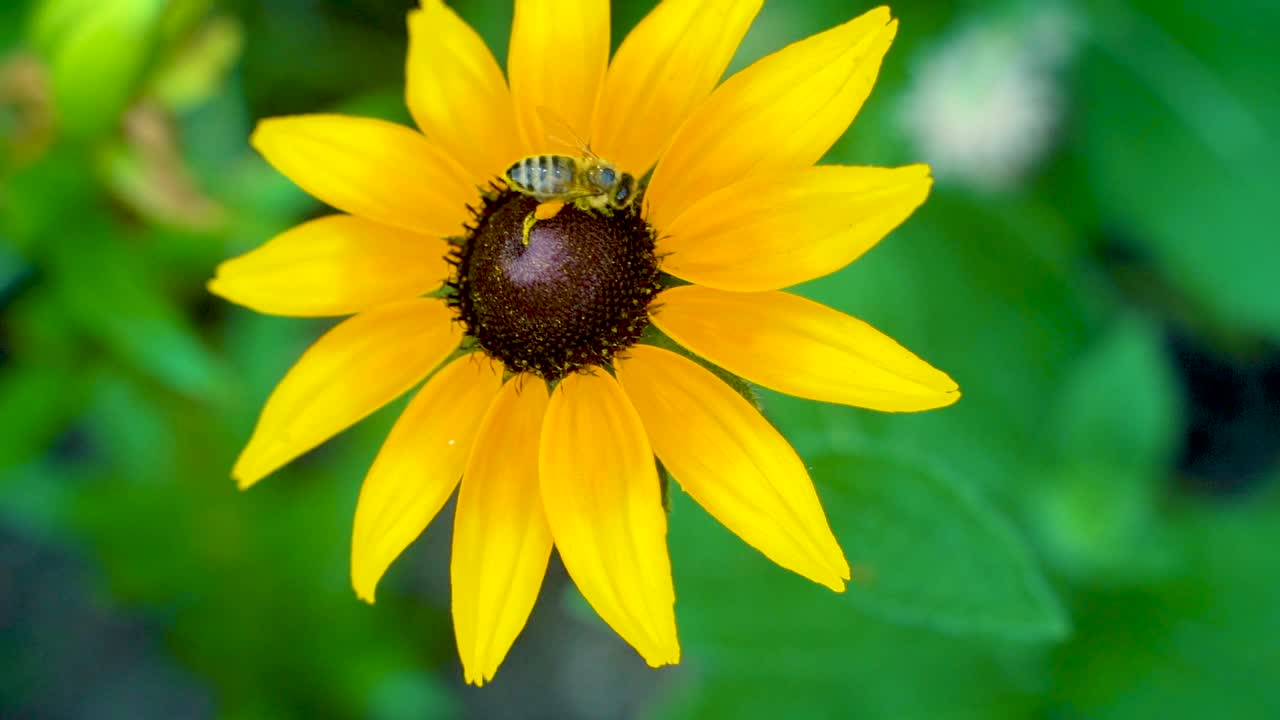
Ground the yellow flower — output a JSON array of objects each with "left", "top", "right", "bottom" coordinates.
[{"left": 209, "top": 0, "right": 959, "bottom": 686}]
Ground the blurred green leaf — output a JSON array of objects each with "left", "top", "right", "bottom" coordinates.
[
  {"left": 0, "top": 0, "right": 33, "bottom": 49},
  {"left": 1052, "top": 314, "right": 1181, "bottom": 470},
  {"left": 30, "top": 0, "right": 167, "bottom": 138},
  {"left": 154, "top": 0, "right": 213, "bottom": 49},
  {"left": 1051, "top": 487, "right": 1280, "bottom": 719},
  {"left": 1079, "top": 2, "right": 1280, "bottom": 339},
  {"left": 71, "top": 391, "right": 451, "bottom": 717},
  {"left": 2, "top": 285, "right": 82, "bottom": 366},
  {"left": 1, "top": 142, "right": 96, "bottom": 249},
  {"left": 236, "top": 2, "right": 405, "bottom": 118},
  {"left": 1030, "top": 314, "right": 1183, "bottom": 582},
  {"left": 812, "top": 452, "right": 1069, "bottom": 641},
  {"left": 0, "top": 462, "right": 84, "bottom": 540},
  {"left": 0, "top": 237, "right": 29, "bottom": 298},
  {"left": 0, "top": 364, "right": 84, "bottom": 468},
  {"left": 0, "top": 341, "right": 87, "bottom": 543},
  {"left": 146, "top": 15, "right": 243, "bottom": 113},
  {"left": 25, "top": 0, "right": 85, "bottom": 52},
  {"left": 48, "top": 224, "right": 226, "bottom": 399},
  {"left": 367, "top": 670, "right": 459, "bottom": 720},
  {"left": 83, "top": 369, "right": 177, "bottom": 481}
]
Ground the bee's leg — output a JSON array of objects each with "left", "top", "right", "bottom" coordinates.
[
  {"left": 520, "top": 213, "right": 537, "bottom": 247},
  {"left": 521, "top": 201, "right": 566, "bottom": 247}
]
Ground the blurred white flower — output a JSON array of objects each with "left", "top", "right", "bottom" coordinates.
[{"left": 900, "top": 6, "right": 1083, "bottom": 191}]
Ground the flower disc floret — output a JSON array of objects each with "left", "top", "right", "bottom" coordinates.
[{"left": 448, "top": 191, "right": 663, "bottom": 381}]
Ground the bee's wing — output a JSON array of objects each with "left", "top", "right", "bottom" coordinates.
[{"left": 536, "top": 105, "right": 601, "bottom": 161}]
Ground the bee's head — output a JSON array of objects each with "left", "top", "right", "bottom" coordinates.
[
  {"left": 609, "top": 173, "right": 636, "bottom": 208},
  {"left": 586, "top": 164, "right": 617, "bottom": 191}
]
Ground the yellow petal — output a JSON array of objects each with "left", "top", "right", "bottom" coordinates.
[
  {"left": 452, "top": 376, "right": 553, "bottom": 686},
  {"left": 508, "top": 0, "right": 609, "bottom": 154},
  {"left": 407, "top": 2, "right": 521, "bottom": 184},
  {"left": 539, "top": 371, "right": 679, "bottom": 666},
  {"left": 645, "top": 7, "right": 898, "bottom": 229},
  {"left": 652, "top": 286, "right": 960, "bottom": 412},
  {"left": 208, "top": 215, "right": 451, "bottom": 317},
  {"left": 232, "top": 298, "right": 461, "bottom": 488},
  {"left": 591, "top": 0, "right": 762, "bottom": 175},
  {"left": 351, "top": 353, "right": 504, "bottom": 603},
  {"left": 251, "top": 114, "right": 475, "bottom": 237},
  {"left": 660, "top": 165, "right": 932, "bottom": 291},
  {"left": 617, "top": 345, "right": 849, "bottom": 591}
]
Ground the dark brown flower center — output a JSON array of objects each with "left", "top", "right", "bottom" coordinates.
[{"left": 446, "top": 189, "right": 662, "bottom": 381}]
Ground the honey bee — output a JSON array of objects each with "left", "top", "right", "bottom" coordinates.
[
  {"left": 504, "top": 153, "right": 636, "bottom": 211},
  {"left": 503, "top": 108, "right": 637, "bottom": 213}
]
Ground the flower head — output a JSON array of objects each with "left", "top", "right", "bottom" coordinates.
[{"left": 209, "top": 0, "right": 959, "bottom": 686}]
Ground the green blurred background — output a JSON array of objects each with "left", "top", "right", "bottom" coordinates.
[{"left": 2, "top": 0, "right": 1278, "bottom": 718}]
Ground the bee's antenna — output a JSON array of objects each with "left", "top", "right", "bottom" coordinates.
[{"left": 536, "top": 105, "right": 599, "bottom": 160}]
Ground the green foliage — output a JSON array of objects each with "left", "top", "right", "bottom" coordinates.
[
  {"left": 815, "top": 452, "right": 1068, "bottom": 640},
  {"left": 1078, "top": 1, "right": 1280, "bottom": 339},
  {"left": 46, "top": 226, "right": 227, "bottom": 399},
  {"left": 1051, "top": 488, "right": 1280, "bottom": 719},
  {"left": 1031, "top": 315, "right": 1184, "bottom": 582},
  {"left": 29, "top": 0, "right": 167, "bottom": 138},
  {"left": 1051, "top": 316, "right": 1181, "bottom": 472},
  {"left": 0, "top": 365, "right": 83, "bottom": 469}
]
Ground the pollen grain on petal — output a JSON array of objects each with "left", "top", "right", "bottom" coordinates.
[{"left": 350, "top": 353, "right": 504, "bottom": 604}]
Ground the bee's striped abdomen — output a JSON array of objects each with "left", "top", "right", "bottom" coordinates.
[{"left": 506, "top": 155, "right": 578, "bottom": 199}]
